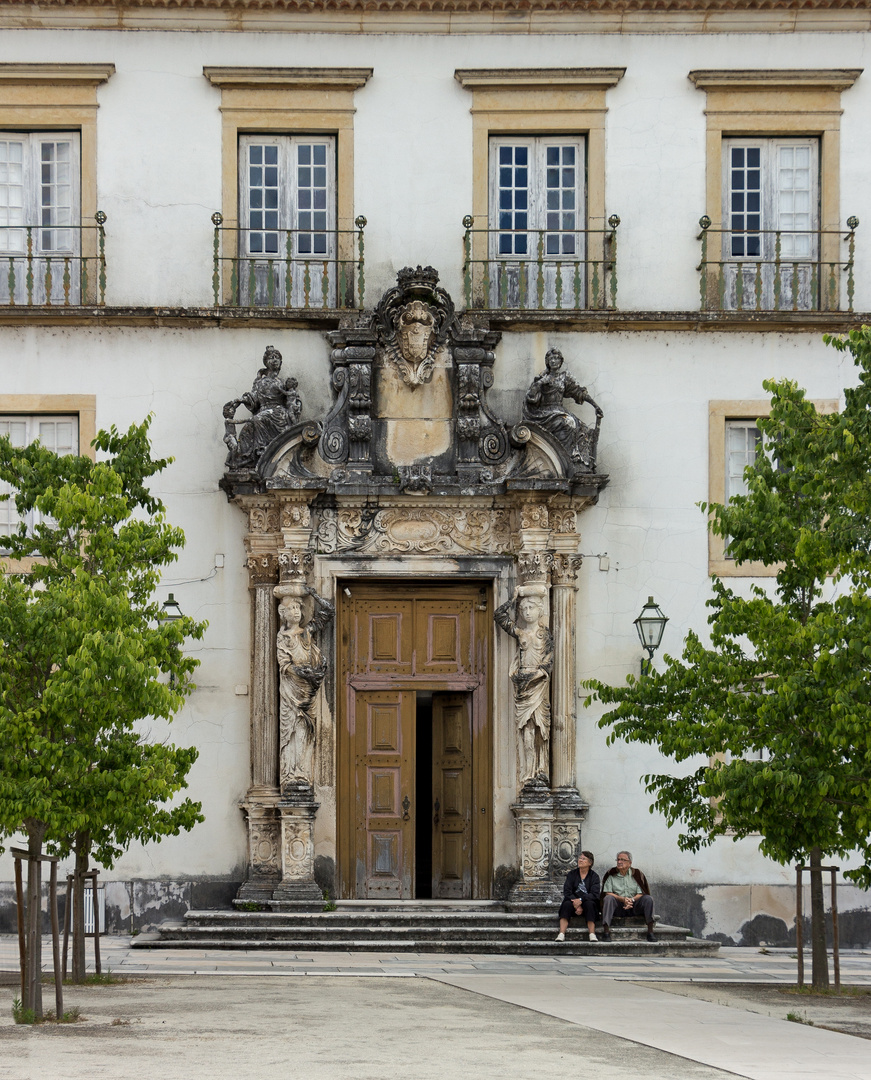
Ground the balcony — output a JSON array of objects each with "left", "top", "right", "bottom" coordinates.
[
  {"left": 211, "top": 213, "right": 366, "bottom": 310},
  {"left": 462, "top": 215, "right": 620, "bottom": 312},
  {"left": 697, "top": 216, "right": 859, "bottom": 313},
  {"left": 0, "top": 213, "right": 107, "bottom": 307}
]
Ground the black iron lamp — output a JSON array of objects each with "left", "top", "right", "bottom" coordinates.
[
  {"left": 160, "top": 593, "right": 184, "bottom": 685},
  {"left": 634, "top": 596, "right": 668, "bottom": 676},
  {"left": 161, "top": 593, "right": 183, "bottom": 622}
]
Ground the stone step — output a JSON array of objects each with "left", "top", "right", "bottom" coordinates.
[
  {"left": 132, "top": 930, "right": 718, "bottom": 956},
  {"left": 181, "top": 911, "right": 655, "bottom": 929},
  {"left": 149, "top": 923, "right": 692, "bottom": 944}
]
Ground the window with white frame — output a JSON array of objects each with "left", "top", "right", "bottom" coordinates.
[
  {"left": 725, "top": 419, "right": 763, "bottom": 502},
  {"left": 238, "top": 135, "right": 336, "bottom": 307},
  {"left": 488, "top": 136, "right": 585, "bottom": 308},
  {"left": 0, "top": 415, "right": 78, "bottom": 537},
  {"left": 722, "top": 138, "right": 819, "bottom": 310},
  {"left": 0, "top": 132, "right": 81, "bottom": 304}
]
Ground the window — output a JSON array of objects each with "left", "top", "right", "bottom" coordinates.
[
  {"left": 708, "top": 399, "right": 837, "bottom": 575},
  {"left": 454, "top": 68, "right": 624, "bottom": 312},
  {"left": 0, "top": 132, "right": 81, "bottom": 305},
  {"left": 238, "top": 134, "right": 336, "bottom": 306},
  {"left": 203, "top": 67, "right": 371, "bottom": 309},
  {"left": 0, "top": 65, "right": 113, "bottom": 307},
  {"left": 723, "top": 139, "right": 819, "bottom": 310},
  {"left": 0, "top": 414, "right": 78, "bottom": 537},
  {"left": 489, "top": 136, "right": 585, "bottom": 308},
  {"left": 725, "top": 419, "right": 763, "bottom": 503},
  {"left": 690, "top": 69, "right": 861, "bottom": 314}
]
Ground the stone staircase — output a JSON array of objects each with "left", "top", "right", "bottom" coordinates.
[{"left": 132, "top": 901, "right": 720, "bottom": 956}]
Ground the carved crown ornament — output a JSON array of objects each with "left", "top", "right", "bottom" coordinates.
[{"left": 219, "top": 268, "right": 609, "bottom": 508}]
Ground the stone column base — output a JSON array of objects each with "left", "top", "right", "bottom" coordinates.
[
  {"left": 507, "top": 787, "right": 589, "bottom": 906},
  {"left": 271, "top": 795, "right": 323, "bottom": 904},
  {"left": 237, "top": 800, "right": 282, "bottom": 902}
]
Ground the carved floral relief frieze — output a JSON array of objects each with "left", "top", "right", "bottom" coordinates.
[{"left": 313, "top": 505, "right": 512, "bottom": 555}]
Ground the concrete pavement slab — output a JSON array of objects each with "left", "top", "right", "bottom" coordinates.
[{"left": 431, "top": 974, "right": 870, "bottom": 1080}]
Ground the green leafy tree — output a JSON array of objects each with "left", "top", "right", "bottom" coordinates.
[
  {"left": 585, "top": 328, "right": 871, "bottom": 990},
  {"left": 0, "top": 418, "right": 205, "bottom": 1014}
]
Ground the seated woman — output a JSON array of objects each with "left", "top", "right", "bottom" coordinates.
[{"left": 555, "top": 850, "right": 600, "bottom": 942}]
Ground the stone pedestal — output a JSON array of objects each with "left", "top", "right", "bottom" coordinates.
[
  {"left": 271, "top": 794, "right": 323, "bottom": 903},
  {"left": 237, "top": 802, "right": 281, "bottom": 902},
  {"left": 507, "top": 786, "right": 588, "bottom": 906}
]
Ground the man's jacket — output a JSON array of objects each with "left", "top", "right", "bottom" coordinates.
[{"left": 601, "top": 867, "right": 651, "bottom": 896}]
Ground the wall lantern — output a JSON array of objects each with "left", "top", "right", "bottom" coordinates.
[
  {"left": 160, "top": 593, "right": 184, "bottom": 685},
  {"left": 634, "top": 596, "right": 668, "bottom": 676},
  {"left": 161, "top": 593, "right": 184, "bottom": 622}
]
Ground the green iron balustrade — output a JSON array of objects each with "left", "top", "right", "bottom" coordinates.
[
  {"left": 211, "top": 213, "right": 366, "bottom": 310},
  {"left": 462, "top": 214, "right": 620, "bottom": 312},
  {"left": 1, "top": 212, "right": 107, "bottom": 307},
  {"left": 696, "top": 216, "right": 859, "bottom": 313}
]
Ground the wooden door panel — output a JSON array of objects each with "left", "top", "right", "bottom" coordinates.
[
  {"left": 415, "top": 600, "right": 473, "bottom": 675},
  {"left": 432, "top": 694, "right": 472, "bottom": 899},
  {"left": 355, "top": 689, "right": 415, "bottom": 899},
  {"left": 353, "top": 600, "right": 413, "bottom": 674}
]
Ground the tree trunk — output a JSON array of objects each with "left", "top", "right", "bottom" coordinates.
[
  {"left": 23, "top": 819, "right": 46, "bottom": 1019},
  {"left": 71, "top": 831, "right": 90, "bottom": 983},
  {"left": 809, "top": 846, "right": 830, "bottom": 990}
]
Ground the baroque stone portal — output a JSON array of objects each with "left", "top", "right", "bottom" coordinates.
[{"left": 221, "top": 267, "right": 609, "bottom": 903}]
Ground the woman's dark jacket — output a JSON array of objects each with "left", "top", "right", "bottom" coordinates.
[{"left": 562, "top": 867, "right": 601, "bottom": 903}]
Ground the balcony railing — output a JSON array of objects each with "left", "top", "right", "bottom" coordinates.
[
  {"left": 0, "top": 213, "right": 107, "bottom": 307},
  {"left": 697, "top": 216, "right": 859, "bottom": 313},
  {"left": 211, "top": 213, "right": 366, "bottom": 310},
  {"left": 462, "top": 215, "right": 620, "bottom": 312}
]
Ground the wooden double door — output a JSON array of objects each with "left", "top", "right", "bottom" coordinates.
[{"left": 338, "top": 581, "right": 492, "bottom": 899}]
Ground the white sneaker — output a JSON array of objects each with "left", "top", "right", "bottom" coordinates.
[
  {"left": 555, "top": 932, "right": 565, "bottom": 942},
  {"left": 588, "top": 932, "right": 598, "bottom": 942}
]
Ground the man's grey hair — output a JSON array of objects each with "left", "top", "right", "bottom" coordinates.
[{"left": 617, "top": 850, "right": 632, "bottom": 863}]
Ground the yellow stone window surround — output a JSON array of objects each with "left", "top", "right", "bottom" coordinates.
[
  {"left": 454, "top": 67, "right": 625, "bottom": 293},
  {"left": 0, "top": 64, "right": 114, "bottom": 272},
  {"left": 689, "top": 69, "right": 862, "bottom": 303},
  {"left": 707, "top": 397, "right": 838, "bottom": 577},
  {"left": 203, "top": 67, "right": 372, "bottom": 303}
]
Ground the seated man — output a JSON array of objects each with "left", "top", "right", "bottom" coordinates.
[
  {"left": 600, "top": 850, "right": 656, "bottom": 942},
  {"left": 555, "top": 850, "right": 600, "bottom": 942}
]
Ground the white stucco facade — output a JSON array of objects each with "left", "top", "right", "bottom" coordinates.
[{"left": 0, "top": 1, "right": 868, "bottom": 944}]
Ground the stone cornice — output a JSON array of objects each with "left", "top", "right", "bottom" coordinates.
[
  {"left": 0, "top": 62, "right": 115, "bottom": 85},
  {"left": 3, "top": 0, "right": 869, "bottom": 11},
  {"left": 2, "top": 1, "right": 869, "bottom": 34},
  {"left": 455, "top": 68, "right": 626, "bottom": 90},
  {"left": 203, "top": 66, "right": 373, "bottom": 91},
  {"left": 689, "top": 68, "right": 863, "bottom": 91}
]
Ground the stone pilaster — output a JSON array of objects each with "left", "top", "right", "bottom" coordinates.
[
  {"left": 271, "top": 795, "right": 323, "bottom": 906},
  {"left": 508, "top": 790, "right": 589, "bottom": 906},
  {"left": 550, "top": 552, "right": 582, "bottom": 790},
  {"left": 247, "top": 555, "right": 279, "bottom": 796},
  {"left": 237, "top": 803, "right": 281, "bottom": 902}
]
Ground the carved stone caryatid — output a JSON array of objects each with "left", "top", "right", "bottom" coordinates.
[
  {"left": 522, "top": 348, "right": 603, "bottom": 474},
  {"left": 274, "top": 582, "right": 334, "bottom": 794},
  {"left": 223, "top": 345, "right": 302, "bottom": 471},
  {"left": 495, "top": 584, "right": 554, "bottom": 791}
]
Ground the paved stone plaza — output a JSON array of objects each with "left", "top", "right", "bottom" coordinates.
[{"left": 0, "top": 936, "right": 869, "bottom": 1080}]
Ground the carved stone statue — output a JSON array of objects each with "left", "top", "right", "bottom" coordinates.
[
  {"left": 223, "top": 346, "right": 302, "bottom": 470},
  {"left": 274, "top": 582, "right": 334, "bottom": 792},
  {"left": 495, "top": 584, "right": 554, "bottom": 790},
  {"left": 522, "top": 348, "right": 603, "bottom": 471}
]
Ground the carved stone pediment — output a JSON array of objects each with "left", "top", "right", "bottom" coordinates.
[{"left": 220, "top": 268, "right": 609, "bottom": 504}]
